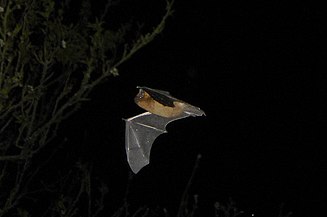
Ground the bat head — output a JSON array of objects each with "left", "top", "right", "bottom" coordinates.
[{"left": 134, "top": 88, "right": 150, "bottom": 106}]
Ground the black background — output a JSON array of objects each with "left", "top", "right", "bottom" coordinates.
[{"left": 60, "top": 1, "right": 326, "bottom": 216}]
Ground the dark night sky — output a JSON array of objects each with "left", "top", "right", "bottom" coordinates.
[{"left": 62, "top": 1, "right": 326, "bottom": 216}]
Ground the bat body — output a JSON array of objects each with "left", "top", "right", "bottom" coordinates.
[{"left": 125, "top": 86, "right": 205, "bottom": 174}]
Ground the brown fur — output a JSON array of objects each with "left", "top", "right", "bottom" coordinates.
[{"left": 135, "top": 91, "right": 185, "bottom": 118}]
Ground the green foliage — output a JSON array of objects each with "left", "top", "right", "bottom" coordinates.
[{"left": 0, "top": 0, "right": 173, "bottom": 216}]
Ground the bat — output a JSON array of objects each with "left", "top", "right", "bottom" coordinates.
[{"left": 124, "top": 86, "right": 205, "bottom": 174}]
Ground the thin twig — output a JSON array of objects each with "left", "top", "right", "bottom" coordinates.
[{"left": 177, "top": 154, "right": 202, "bottom": 217}]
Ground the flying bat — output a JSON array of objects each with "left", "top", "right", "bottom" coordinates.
[{"left": 124, "top": 86, "right": 205, "bottom": 174}]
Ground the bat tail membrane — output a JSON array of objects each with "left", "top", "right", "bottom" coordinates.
[{"left": 183, "top": 104, "right": 206, "bottom": 117}]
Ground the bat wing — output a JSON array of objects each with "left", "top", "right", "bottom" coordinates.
[{"left": 125, "top": 111, "right": 196, "bottom": 174}]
